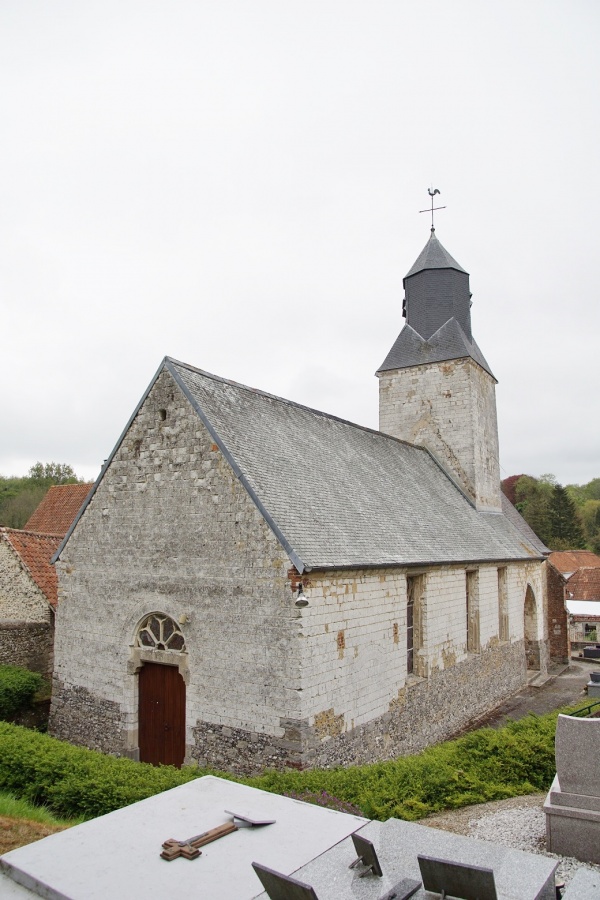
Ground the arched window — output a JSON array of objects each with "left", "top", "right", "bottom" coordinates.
[{"left": 135, "top": 613, "right": 186, "bottom": 652}]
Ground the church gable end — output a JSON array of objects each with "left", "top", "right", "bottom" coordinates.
[{"left": 50, "top": 366, "right": 303, "bottom": 768}]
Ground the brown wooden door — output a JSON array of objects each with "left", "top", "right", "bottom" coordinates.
[{"left": 138, "top": 663, "right": 185, "bottom": 767}]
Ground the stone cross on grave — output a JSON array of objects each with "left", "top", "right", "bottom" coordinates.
[{"left": 419, "top": 187, "right": 446, "bottom": 232}]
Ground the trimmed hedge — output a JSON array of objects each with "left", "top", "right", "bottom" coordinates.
[
  {"left": 0, "top": 666, "right": 43, "bottom": 720},
  {"left": 0, "top": 703, "right": 587, "bottom": 822},
  {"left": 245, "top": 709, "right": 576, "bottom": 820},
  {"left": 0, "top": 723, "right": 205, "bottom": 819}
]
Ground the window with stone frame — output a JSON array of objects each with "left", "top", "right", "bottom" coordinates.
[
  {"left": 136, "top": 613, "right": 186, "bottom": 652},
  {"left": 466, "top": 569, "right": 480, "bottom": 653},
  {"left": 406, "top": 574, "right": 426, "bottom": 677},
  {"left": 498, "top": 567, "right": 509, "bottom": 642}
]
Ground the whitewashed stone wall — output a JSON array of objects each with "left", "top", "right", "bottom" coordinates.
[
  {"left": 378, "top": 358, "right": 501, "bottom": 512},
  {"left": 298, "top": 559, "right": 545, "bottom": 763},
  {"left": 0, "top": 540, "right": 52, "bottom": 623}
]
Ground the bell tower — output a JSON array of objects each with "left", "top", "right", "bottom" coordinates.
[{"left": 377, "top": 224, "right": 502, "bottom": 512}]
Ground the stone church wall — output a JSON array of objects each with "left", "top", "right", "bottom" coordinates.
[
  {"left": 191, "top": 558, "right": 544, "bottom": 774},
  {"left": 50, "top": 369, "right": 301, "bottom": 759},
  {"left": 378, "top": 359, "right": 501, "bottom": 512}
]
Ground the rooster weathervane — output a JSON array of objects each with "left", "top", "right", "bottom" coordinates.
[{"left": 419, "top": 187, "right": 446, "bottom": 231}]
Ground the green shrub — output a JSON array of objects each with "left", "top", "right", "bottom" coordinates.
[
  {"left": 0, "top": 722, "right": 206, "bottom": 819},
  {"left": 0, "top": 701, "right": 588, "bottom": 822},
  {"left": 0, "top": 666, "right": 44, "bottom": 720}
]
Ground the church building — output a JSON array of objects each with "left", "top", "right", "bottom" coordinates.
[{"left": 49, "top": 228, "right": 548, "bottom": 773}]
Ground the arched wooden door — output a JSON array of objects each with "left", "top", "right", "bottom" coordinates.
[{"left": 138, "top": 662, "right": 185, "bottom": 767}]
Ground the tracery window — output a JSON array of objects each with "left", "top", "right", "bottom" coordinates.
[{"left": 135, "top": 614, "right": 186, "bottom": 652}]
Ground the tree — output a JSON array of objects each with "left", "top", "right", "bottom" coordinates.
[
  {"left": 548, "top": 484, "right": 586, "bottom": 550},
  {"left": 514, "top": 474, "right": 555, "bottom": 546},
  {"left": 0, "top": 463, "right": 83, "bottom": 528},
  {"left": 27, "top": 462, "right": 78, "bottom": 485},
  {"left": 580, "top": 500, "right": 600, "bottom": 554}
]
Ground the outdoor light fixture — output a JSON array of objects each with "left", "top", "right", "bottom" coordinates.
[{"left": 295, "top": 584, "right": 309, "bottom": 608}]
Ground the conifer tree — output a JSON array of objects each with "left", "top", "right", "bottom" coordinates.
[{"left": 549, "top": 484, "right": 586, "bottom": 549}]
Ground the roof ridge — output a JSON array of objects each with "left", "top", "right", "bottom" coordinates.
[
  {"left": 165, "top": 357, "right": 426, "bottom": 452},
  {"left": 1, "top": 527, "right": 63, "bottom": 539}
]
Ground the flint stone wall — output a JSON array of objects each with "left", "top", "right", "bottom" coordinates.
[{"left": 0, "top": 621, "right": 54, "bottom": 676}]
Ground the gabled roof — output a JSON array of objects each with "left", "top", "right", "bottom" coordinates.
[
  {"left": 25, "top": 483, "right": 93, "bottom": 536},
  {"left": 565, "top": 567, "right": 600, "bottom": 602},
  {"left": 57, "top": 357, "right": 543, "bottom": 572},
  {"left": 376, "top": 318, "right": 494, "bottom": 379},
  {"left": 548, "top": 550, "right": 600, "bottom": 578},
  {"left": 404, "top": 231, "right": 467, "bottom": 281},
  {"left": 1, "top": 528, "right": 62, "bottom": 608}
]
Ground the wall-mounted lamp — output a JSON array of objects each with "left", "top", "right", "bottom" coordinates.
[
  {"left": 178, "top": 613, "right": 189, "bottom": 625},
  {"left": 294, "top": 584, "right": 309, "bottom": 608}
]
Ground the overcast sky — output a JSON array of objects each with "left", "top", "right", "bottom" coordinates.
[{"left": 1, "top": 1, "right": 598, "bottom": 488}]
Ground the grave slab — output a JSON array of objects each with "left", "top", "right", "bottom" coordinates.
[
  {"left": 255, "top": 818, "right": 558, "bottom": 900},
  {"left": 0, "top": 775, "right": 366, "bottom": 900}
]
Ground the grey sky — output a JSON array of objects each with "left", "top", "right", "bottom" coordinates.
[{"left": 1, "top": 1, "right": 598, "bottom": 487}]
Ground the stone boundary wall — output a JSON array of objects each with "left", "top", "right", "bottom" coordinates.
[
  {"left": 0, "top": 620, "right": 54, "bottom": 676},
  {"left": 190, "top": 640, "right": 526, "bottom": 774}
]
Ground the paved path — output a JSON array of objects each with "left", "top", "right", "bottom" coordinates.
[{"left": 469, "top": 659, "right": 598, "bottom": 730}]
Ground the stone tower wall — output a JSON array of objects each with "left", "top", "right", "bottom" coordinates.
[{"left": 378, "top": 357, "right": 501, "bottom": 512}]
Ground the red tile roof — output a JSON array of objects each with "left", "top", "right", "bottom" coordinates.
[
  {"left": 24, "top": 483, "right": 93, "bottom": 536},
  {"left": 1, "top": 528, "right": 62, "bottom": 608},
  {"left": 565, "top": 567, "right": 600, "bottom": 602},
  {"left": 548, "top": 550, "right": 600, "bottom": 576}
]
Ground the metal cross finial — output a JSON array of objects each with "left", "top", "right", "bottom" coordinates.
[{"left": 419, "top": 187, "right": 446, "bottom": 232}]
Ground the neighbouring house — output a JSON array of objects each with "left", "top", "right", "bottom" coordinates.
[
  {"left": 50, "top": 228, "right": 549, "bottom": 773},
  {"left": 0, "top": 529, "right": 61, "bottom": 675},
  {"left": 565, "top": 565, "right": 600, "bottom": 656},
  {"left": 546, "top": 550, "right": 600, "bottom": 662},
  {"left": 24, "top": 483, "right": 94, "bottom": 535},
  {"left": 0, "top": 483, "right": 93, "bottom": 675}
]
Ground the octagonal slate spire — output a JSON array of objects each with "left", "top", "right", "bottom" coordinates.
[
  {"left": 377, "top": 230, "right": 494, "bottom": 378},
  {"left": 404, "top": 230, "right": 467, "bottom": 280}
]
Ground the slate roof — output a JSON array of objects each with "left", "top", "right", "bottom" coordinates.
[
  {"left": 548, "top": 550, "right": 600, "bottom": 578},
  {"left": 1, "top": 528, "right": 61, "bottom": 608},
  {"left": 376, "top": 318, "right": 495, "bottom": 378},
  {"left": 121, "top": 357, "right": 545, "bottom": 573},
  {"left": 404, "top": 231, "right": 467, "bottom": 280},
  {"left": 56, "top": 358, "right": 545, "bottom": 572},
  {"left": 25, "top": 483, "right": 93, "bottom": 536},
  {"left": 565, "top": 568, "right": 600, "bottom": 602},
  {"left": 377, "top": 231, "right": 494, "bottom": 378}
]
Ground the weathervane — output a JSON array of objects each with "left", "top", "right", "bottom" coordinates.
[{"left": 419, "top": 187, "right": 446, "bottom": 232}]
